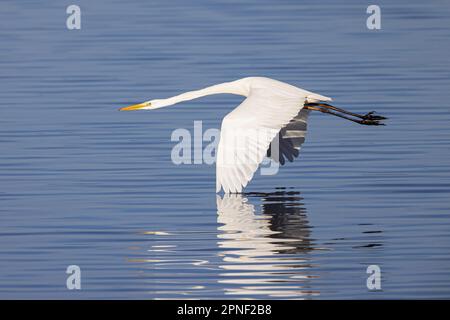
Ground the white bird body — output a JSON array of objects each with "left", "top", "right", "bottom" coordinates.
[
  {"left": 210, "top": 77, "right": 331, "bottom": 193},
  {"left": 121, "top": 77, "right": 384, "bottom": 193},
  {"left": 148, "top": 77, "right": 331, "bottom": 108}
]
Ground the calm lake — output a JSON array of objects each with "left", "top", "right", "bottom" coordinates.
[{"left": 1, "top": 0, "right": 450, "bottom": 299}]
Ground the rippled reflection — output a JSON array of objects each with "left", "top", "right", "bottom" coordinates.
[{"left": 216, "top": 189, "right": 321, "bottom": 298}]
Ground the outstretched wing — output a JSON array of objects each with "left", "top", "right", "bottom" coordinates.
[
  {"left": 216, "top": 89, "right": 307, "bottom": 193},
  {"left": 267, "top": 109, "right": 310, "bottom": 165}
]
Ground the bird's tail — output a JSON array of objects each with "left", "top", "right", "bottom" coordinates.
[{"left": 306, "top": 92, "right": 332, "bottom": 103}]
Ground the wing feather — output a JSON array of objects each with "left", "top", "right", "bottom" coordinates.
[
  {"left": 268, "top": 109, "right": 310, "bottom": 165},
  {"left": 216, "top": 89, "right": 307, "bottom": 193}
]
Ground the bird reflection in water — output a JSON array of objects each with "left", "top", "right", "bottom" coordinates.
[{"left": 216, "top": 189, "right": 321, "bottom": 298}]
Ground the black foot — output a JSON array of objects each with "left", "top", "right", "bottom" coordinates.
[
  {"left": 362, "top": 111, "right": 388, "bottom": 121},
  {"left": 359, "top": 119, "right": 385, "bottom": 126}
]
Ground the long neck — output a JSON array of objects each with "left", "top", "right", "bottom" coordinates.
[{"left": 154, "top": 80, "right": 248, "bottom": 108}]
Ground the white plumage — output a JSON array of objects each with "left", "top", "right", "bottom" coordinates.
[
  {"left": 120, "top": 77, "right": 332, "bottom": 193},
  {"left": 215, "top": 78, "right": 330, "bottom": 193}
]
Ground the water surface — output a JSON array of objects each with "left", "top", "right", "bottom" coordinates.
[{"left": 1, "top": 0, "right": 450, "bottom": 299}]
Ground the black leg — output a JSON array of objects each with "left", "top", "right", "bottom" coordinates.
[
  {"left": 304, "top": 105, "right": 386, "bottom": 126},
  {"left": 305, "top": 103, "right": 387, "bottom": 121}
]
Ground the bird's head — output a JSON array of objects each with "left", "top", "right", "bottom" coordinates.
[{"left": 119, "top": 99, "right": 168, "bottom": 111}]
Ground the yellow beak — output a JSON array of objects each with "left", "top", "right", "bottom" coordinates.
[{"left": 119, "top": 102, "right": 150, "bottom": 111}]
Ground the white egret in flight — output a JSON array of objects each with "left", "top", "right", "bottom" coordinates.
[{"left": 120, "top": 77, "right": 386, "bottom": 193}]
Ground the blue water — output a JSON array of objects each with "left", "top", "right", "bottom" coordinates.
[{"left": 1, "top": 0, "right": 450, "bottom": 299}]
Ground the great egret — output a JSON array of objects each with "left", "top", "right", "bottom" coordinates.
[{"left": 120, "top": 77, "right": 386, "bottom": 193}]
